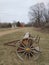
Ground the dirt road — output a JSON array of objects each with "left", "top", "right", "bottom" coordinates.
[{"left": 0, "top": 28, "right": 23, "bottom": 37}]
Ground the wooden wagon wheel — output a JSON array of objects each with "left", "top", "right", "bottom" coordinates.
[{"left": 17, "top": 33, "right": 40, "bottom": 60}]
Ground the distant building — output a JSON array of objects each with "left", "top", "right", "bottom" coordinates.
[
  {"left": 20, "top": 23, "right": 24, "bottom": 27},
  {"left": 12, "top": 23, "right": 17, "bottom": 28}
]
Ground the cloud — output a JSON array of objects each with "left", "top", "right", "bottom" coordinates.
[{"left": 0, "top": 0, "right": 49, "bottom": 23}]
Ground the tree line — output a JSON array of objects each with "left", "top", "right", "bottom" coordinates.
[
  {"left": 0, "top": 21, "right": 24, "bottom": 28},
  {"left": 0, "top": 23, "right": 12, "bottom": 28}
]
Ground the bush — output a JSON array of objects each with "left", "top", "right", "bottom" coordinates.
[
  {"left": 44, "top": 22, "right": 49, "bottom": 28},
  {"left": 0, "top": 23, "right": 12, "bottom": 28}
]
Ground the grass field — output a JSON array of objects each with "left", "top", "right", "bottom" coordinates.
[{"left": 0, "top": 27, "right": 49, "bottom": 65}]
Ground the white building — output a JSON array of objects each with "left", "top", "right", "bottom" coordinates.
[{"left": 12, "top": 23, "right": 17, "bottom": 28}]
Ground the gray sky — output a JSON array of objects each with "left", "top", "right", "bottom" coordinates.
[{"left": 0, "top": 0, "right": 49, "bottom": 23}]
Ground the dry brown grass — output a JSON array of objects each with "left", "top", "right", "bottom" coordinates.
[{"left": 0, "top": 27, "right": 49, "bottom": 65}]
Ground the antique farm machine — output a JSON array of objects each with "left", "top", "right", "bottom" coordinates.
[{"left": 4, "top": 32, "right": 40, "bottom": 60}]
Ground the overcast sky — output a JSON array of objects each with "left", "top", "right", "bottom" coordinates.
[{"left": 0, "top": 0, "right": 49, "bottom": 23}]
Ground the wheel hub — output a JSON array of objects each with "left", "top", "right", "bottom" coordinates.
[{"left": 25, "top": 48, "right": 31, "bottom": 52}]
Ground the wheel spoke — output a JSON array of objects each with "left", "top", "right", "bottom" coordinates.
[
  {"left": 31, "top": 48, "right": 39, "bottom": 54},
  {"left": 31, "top": 49, "right": 35, "bottom": 53},
  {"left": 28, "top": 39, "right": 33, "bottom": 47},
  {"left": 30, "top": 44, "right": 34, "bottom": 48},
  {"left": 30, "top": 52, "right": 34, "bottom": 56},
  {"left": 27, "top": 53, "right": 29, "bottom": 59},
  {"left": 17, "top": 49, "right": 25, "bottom": 53},
  {"left": 21, "top": 51, "right": 26, "bottom": 57},
  {"left": 25, "top": 52, "right": 27, "bottom": 59},
  {"left": 33, "top": 48, "right": 40, "bottom": 53},
  {"left": 21, "top": 43, "right": 26, "bottom": 48},
  {"left": 28, "top": 53, "right": 30, "bottom": 59},
  {"left": 18, "top": 46, "right": 25, "bottom": 50},
  {"left": 31, "top": 47, "right": 35, "bottom": 50}
]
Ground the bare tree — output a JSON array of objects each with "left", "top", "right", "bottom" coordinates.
[
  {"left": 43, "top": 9, "right": 49, "bottom": 23},
  {"left": 29, "top": 3, "right": 46, "bottom": 27}
]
